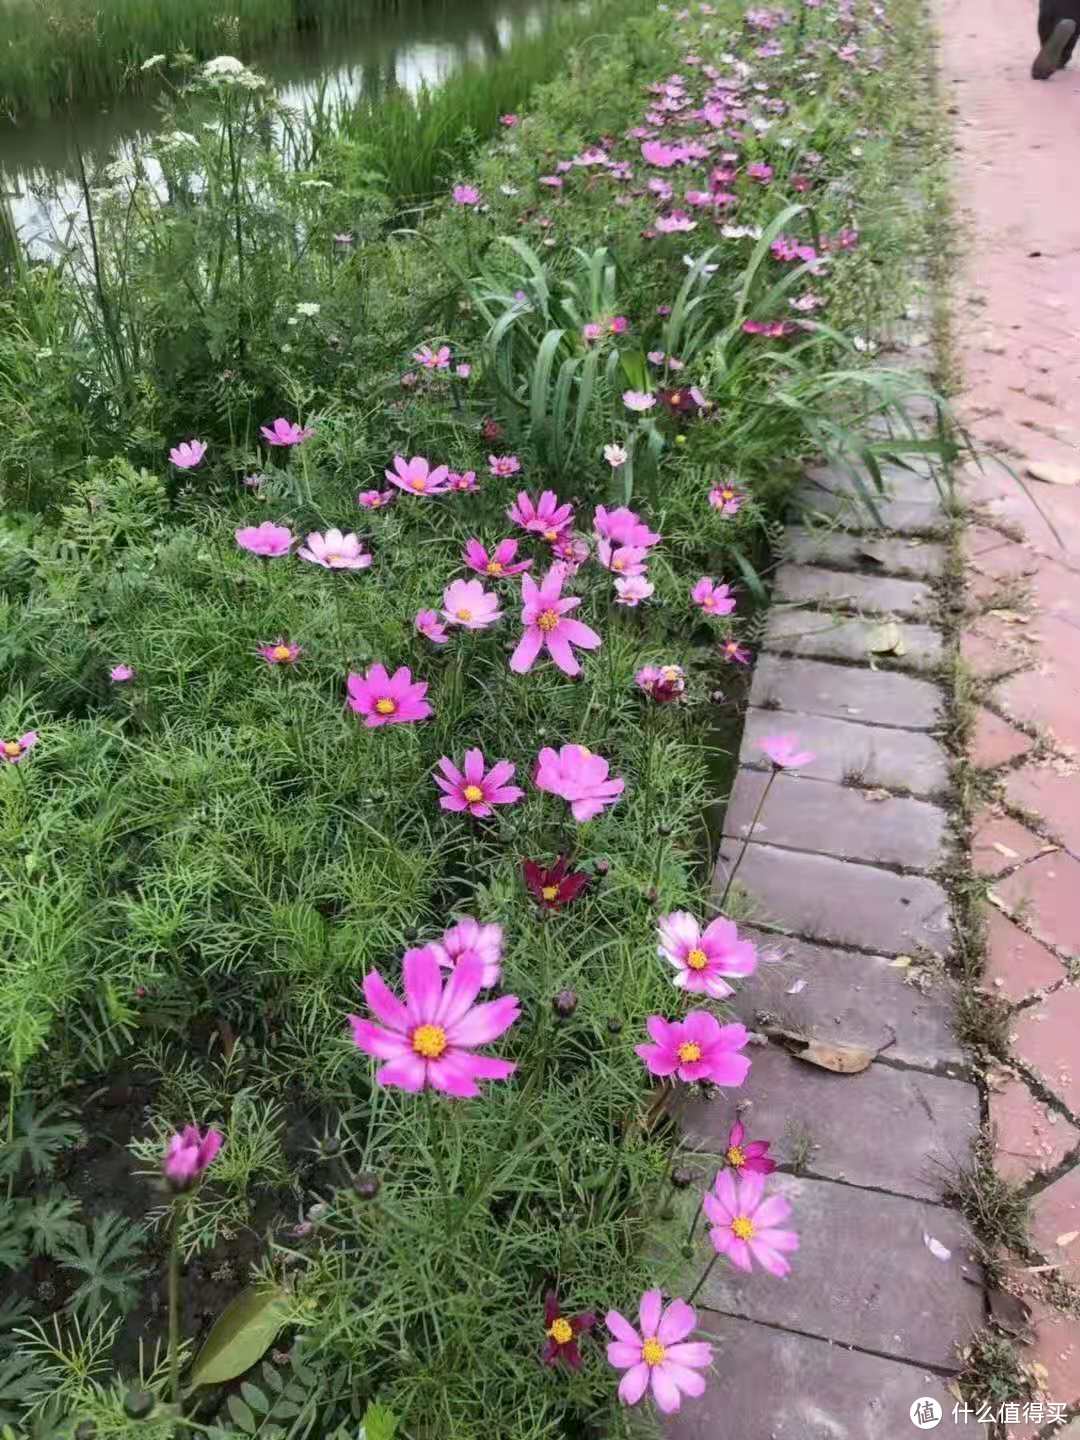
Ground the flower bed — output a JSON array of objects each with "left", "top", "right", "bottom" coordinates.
[{"left": 0, "top": 0, "right": 937, "bottom": 1434}]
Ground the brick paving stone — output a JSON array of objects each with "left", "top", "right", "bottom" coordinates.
[
  {"left": 771, "top": 562, "right": 935, "bottom": 620},
  {"left": 764, "top": 608, "right": 944, "bottom": 671},
  {"left": 1030, "top": 1168, "right": 1080, "bottom": 1285},
  {"left": 971, "top": 708, "right": 1034, "bottom": 769},
  {"left": 1006, "top": 767, "right": 1080, "bottom": 857},
  {"left": 993, "top": 853, "right": 1080, "bottom": 961},
  {"left": 718, "top": 844, "right": 953, "bottom": 956},
  {"left": 961, "top": 626, "right": 1034, "bottom": 681},
  {"left": 677, "top": 1043, "right": 977, "bottom": 1201},
  {"left": 1011, "top": 988, "right": 1080, "bottom": 1117},
  {"left": 669, "top": 1174, "right": 982, "bottom": 1370},
  {"left": 735, "top": 928, "right": 965, "bottom": 1070},
  {"left": 972, "top": 811, "right": 1050, "bottom": 878},
  {"left": 781, "top": 525, "right": 948, "bottom": 579},
  {"left": 798, "top": 484, "right": 948, "bottom": 536},
  {"left": 723, "top": 769, "right": 947, "bottom": 872},
  {"left": 1022, "top": 1298, "right": 1080, "bottom": 1415},
  {"left": 997, "top": 668, "right": 1080, "bottom": 752},
  {"left": 990, "top": 1076, "right": 1080, "bottom": 1185},
  {"left": 804, "top": 460, "right": 946, "bottom": 506},
  {"left": 964, "top": 524, "right": 1017, "bottom": 564},
  {"left": 750, "top": 654, "right": 941, "bottom": 729},
  {"left": 982, "top": 906, "right": 1064, "bottom": 1003},
  {"left": 662, "top": 1313, "right": 982, "bottom": 1439},
  {"left": 740, "top": 708, "right": 948, "bottom": 797}
]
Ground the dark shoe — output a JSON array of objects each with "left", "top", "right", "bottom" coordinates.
[{"left": 1032, "top": 17, "right": 1077, "bottom": 78}]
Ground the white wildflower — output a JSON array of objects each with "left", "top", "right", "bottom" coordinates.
[
  {"left": 295, "top": 302, "right": 320, "bottom": 317},
  {"left": 141, "top": 54, "right": 166, "bottom": 71}
]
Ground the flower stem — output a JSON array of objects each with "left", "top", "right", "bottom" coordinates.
[
  {"left": 717, "top": 766, "right": 777, "bottom": 912},
  {"left": 686, "top": 1251, "right": 719, "bottom": 1306},
  {"left": 685, "top": 1190, "right": 706, "bottom": 1250},
  {"left": 168, "top": 1195, "right": 188, "bottom": 1412}
]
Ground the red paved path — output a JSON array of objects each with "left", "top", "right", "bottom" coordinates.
[{"left": 936, "top": 0, "right": 1080, "bottom": 1422}]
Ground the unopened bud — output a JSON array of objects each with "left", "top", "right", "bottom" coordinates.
[
  {"left": 123, "top": 1392, "right": 155, "bottom": 1420},
  {"left": 552, "top": 989, "right": 578, "bottom": 1019},
  {"left": 352, "top": 1171, "right": 381, "bottom": 1201}
]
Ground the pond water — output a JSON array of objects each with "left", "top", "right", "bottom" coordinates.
[{"left": 0, "top": 0, "right": 563, "bottom": 244}]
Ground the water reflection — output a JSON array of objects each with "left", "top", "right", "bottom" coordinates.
[{"left": 0, "top": 0, "right": 560, "bottom": 242}]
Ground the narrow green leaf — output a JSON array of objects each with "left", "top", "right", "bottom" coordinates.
[{"left": 189, "top": 1285, "right": 290, "bottom": 1388}]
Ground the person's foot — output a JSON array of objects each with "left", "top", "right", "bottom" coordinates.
[{"left": 1032, "top": 17, "right": 1077, "bottom": 78}]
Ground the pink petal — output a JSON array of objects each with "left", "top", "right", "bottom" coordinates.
[
  {"left": 725, "top": 1236, "right": 754, "bottom": 1272},
  {"left": 375, "top": 1051, "right": 428, "bottom": 1091},
  {"left": 348, "top": 1017, "right": 405, "bottom": 1059},
  {"left": 436, "top": 756, "right": 463, "bottom": 786},
  {"left": 435, "top": 953, "right": 486, "bottom": 1027},
  {"left": 461, "top": 1054, "right": 517, "bottom": 1082},
  {"left": 439, "top": 795, "right": 468, "bottom": 812},
  {"left": 605, "top": 1310, "right": 641, "bottom": 1347},
  {"left": 706, "top": 1051, "right": 751, "bottom": 1087},
  {"left": 509, "top": 628, "right": 544, "bottom": 674},
  {"left": 558, "top": 617, "right": 601, "bottom": 648},
  {"left": 606, "top": 1342, "right": 643, "bottom": 1369},
  {"left": 403, "top": 945, "right": 443, "bottom": 1022},
  {"left": 489, "top": 785, "right": 524, "bottom": 805},
  {"left": 463, "top": 748, "right": 485, "bottom": 783},
  {"left": 446, "top": 993, "right": 521, "bottom": 1047},
  {"left": 617, "top": 1364, "right": 650, "bottom": 1407},
  {"left": 656, "top": 1299, "right": 696, "bottom": 1345},
  {"left": 714, "top": 1168, "right": 739, "bottom": 1213},
  {"left": 753, "top": 1195, "right": 792, "bottom": 1228},
  {"left": 659, "top": 1362, "right": 707, "bottom": 1402},
  {"left": 545, "top": 631, "right": 582, "bottom": 676},
  {"left": 638, "top": 1289, "right": 663, "bottom": 1336},
  {"left": 748, "top": 1238, "right": 792, "bottom": 1276},
  {"left": 758, "top": 1226, "right": 799, "bottom": 1253},
  {"left": 485, "top": 760, "right": 517, "bottom": 789},
  {"left": 664, "top": 1342, "right": 713, "bottom": 1367},
  {"left": 649, "top": 1367, "right": 683, "bottom": 1414},
  {"left": 425, "top": 1051, "right": 482, "bottom": 1097},
  {"left": 739, "top": 1171, "right": 767, "bottom": 1212},
  {"left": 362, "top": 971, "right": 409, "bottom": 1031}
]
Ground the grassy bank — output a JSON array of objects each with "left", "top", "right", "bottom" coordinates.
[{"left": 0, "top": 3, "right": 941, "bottom": 1436}]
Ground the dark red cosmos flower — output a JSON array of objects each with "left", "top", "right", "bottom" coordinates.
[
  {"left": 523, "top": 856, "right": 589, "bottom": 910},
  {"left": 657, "top": 386, "right": 704, "bottom": 420},
  {"left": 542, "top": 1290, "right": 596, "bottom": 1370},
  {"left": 480, "top": 416, "right": 503, "bottom": 442}
]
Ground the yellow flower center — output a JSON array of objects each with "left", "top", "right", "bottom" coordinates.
[
  {"left": 541, "top": 884, "right": 559, "bottom": 901},
  {"left": 612, "top": 558, "right": 625, "bottom": 571},
  {"left": 486, "top": 561, "right": 503, "bottom": 575},
  {"left": 412, "top": 1023, "right": 447, "bottom": 1059},
  {"left": 726, "top": 1145, "right": 746, "bottom": 1169},
  {"left": 642, "top": 1338, "right": 666, "bottom": 1367},
  {"left": 375, "top": 698, "right": 396, "bottom": 715},
  {"left": 722, "top": 489, "right": 735, "bottom": 502},
  {"left": 463, "top": 784, "right": 484, "bottom": 803},
  {"left": 410, "top": 477, "right": 426, "bottom": 491},
  {"left": 3, "top": 741, "right": 21, "bottom": 757},
  {"left": 677, "top": 1041, "right": 702, "bottom": 1064},
  {"left": 272, "top": 644, "right": 292, "bottom": 661},
  {"left": 456, "top": 608, "right": 473, "bottom": 621},
  {"left": 538, "top": 609, "right": 560, "bottom": 632},
  {"left": 326, "top": 554, "right": 343, "bottom": 566},
  {"left": 731, "top": 1215, "right": 756, "bottom": 1241},
  {"left": 544, "top": 528, "right": 559, "bottom": 542},
  {"left": 547, "top": 1317, "right": 573, "bottom": 1345},
  {"left": 686, "top": 948, "right": 708, "bottom": 970},
  {"left": 671, "top": 391, "right": 682, "bottom": 404}
]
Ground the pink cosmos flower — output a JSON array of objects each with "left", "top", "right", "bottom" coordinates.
[
  {"left": 635, "top": 665, "right": 686, "bottom": 703},
  {"left": 552, "top": 532, "right": 590, "bottom": 571},
  {"left": 109, "top": 664, "right": 134, "bottom": 682},
  {"left": 499, "top": 113, "right": 520, "bottom": 127},
  {"left": 415, "top": 610, "right": 449, "bottom": 645},
  {"left": 583, "top": 322, "right": 604, "bottom": 343},
  {"left": 347, "top": 947, "right": 519, "bottom": 1097},
  {"left": 510, "top": 567, "right": 600, "bottom": 678},
  {"left": 539, "top": 175, "right": 563, "bottom": 189},
  {"left": 747, "top": 162, "right": 774, "bottom": 184},
  {"left": 508, "top": 491, "right": 574, "bottom": 543},
  {"left": 463, "top": 537, "right": 532, "bottom": 578},
  {"left": 623, "top": 390, "right": 657, "bottom": 412},
  {"left": 347, "top": 664, "right": 432, "bottom": 727},
  {"left": 1, "top": 731, "right": 38, "bottom": 764},
  {"left": 657, "top": 912, "right": 758, "bottom": 998},
  {"left": 708, "top": 484, "right": 745, "bottom": 516},
  {"left": 535, "top": 743, "right": 624, "bottom": 821},
  {"left": 261, "top": 417, "right": 313, "bottom": 447},
  {"left": 606, "top": 1292, "right": 712, "bottom": 1414},
  {"left": 259, "top": 639, "right": 301, "bottom": 666},
  {"left": 604, "top": 443, "right": 628, "bottom": 468},
  {"left": 594, "top": 505, "right": 660, "bottom": 549},
  {"left": 598, "top": 541, "right": 649, "bottom": 576},
  {"left": 442, "top": 578, "right": 502, "bottom": 631},
  {"left": 692, "top": 577, "right": 736, "bottom": 617},
  {"left": 452, "top": 184, "right": 480, "bottom": 206},
  {"left": 609, "top": 315, "right": 629, "bottom": 334},
  {"left": 488, "top": 454, "right": 521, "bottom": 478},
  {"left": 299, "top": 529, "right": 372, "bottom": 570},
  {"left": 434, "top": 749, "right": 523, "bottom": 818},
  {"left": 163, "top": 1125, "right": 223, "bottom": 1191},
  {"left": 455, "top": 363, "right": 471, "bottom": 380},
  {"left": 169, "top": 439, "right": 207, "bottom": 469},
  {"left": 757, "top": 734, "right": 815, "bottom": 769},
  {"left": 635, "top": 1012, "right": 750, "bottom": 1086},
  {"left": 235, "top": 521, "right": 293, "bottom": 557},
  {"left": 415, "top": 344, "right": 451, "bottom": 370},
  {"left": 704, "top": 1170, "right": 798, "bottom": 1276},
  {"left": 449, "top": 470, "right": 478, "bottom": 492},
  {"left": 723, "top": 1118, "right": 776, "bottom": 1177},
  {"left": 385, "top": 455, "right": 452, "bottom": 496},
  {"left": 358, "top": 489, "right": 396, "bottom": 509},
  {"left": 656, "top": 211, "right": 697, "bottom": 233},
  {"left": 614, "top": 576, "right": 654, "bottom": 606},
  {"left": 430, "top": 918, "right": 504, "bottom": 989}
]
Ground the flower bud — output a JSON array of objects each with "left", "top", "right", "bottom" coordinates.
[
  {"left": 123, "top": 1392, "right": 155, "bottom": 1420},
  {"left": 352, "top": 1171, "right": 381, "bottom": 1201},
  {"left": 552, "top": 989, "right": 578, "bottom": 1019},
  {"left": 670, "top": 1165, "right": 696, "bottom": 1190},
  {"left": 162, "top": 1125, "right": 223, "bottom": 1193},
  {"left": 75, "top": 1422, "right": 97, "bottom": 1440},
  {"left": 606, "top": 1017, "right": 623, "bottom": 1035}
]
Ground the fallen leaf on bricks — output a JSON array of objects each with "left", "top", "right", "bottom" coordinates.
[
  {"left": 889, "top": 955, "right": 914, "bottom": 968},
  {"left": 988, "top": 609, "right": 1029, "bottom": 624},
  {"left": 764, "top": 1025, "right": 895, "bottom": 1073},
  {"left": 785, "top": 978, "right": 807, "bottom": 995},
  {"left": 867, "top": 621, "right": 906, "bottom": 655},
  {"left": 924, "top": 1233, "right": 952, "bottom": 1262},
  {"left": 1056, "top": 1230, "right": 1080, "bottom": 1248},
  {"left": 992, "top": 842, "right": 1019, "bottom": 859},
  {"left": 988, "top": 1288, "right": 1033, "bottom": 1341},
  {"left": 1026, "top": 461, "right": 1080, "bottom": 487},
  {"left": 863, "top": 787, "right": 890, "bottom": 803}
]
